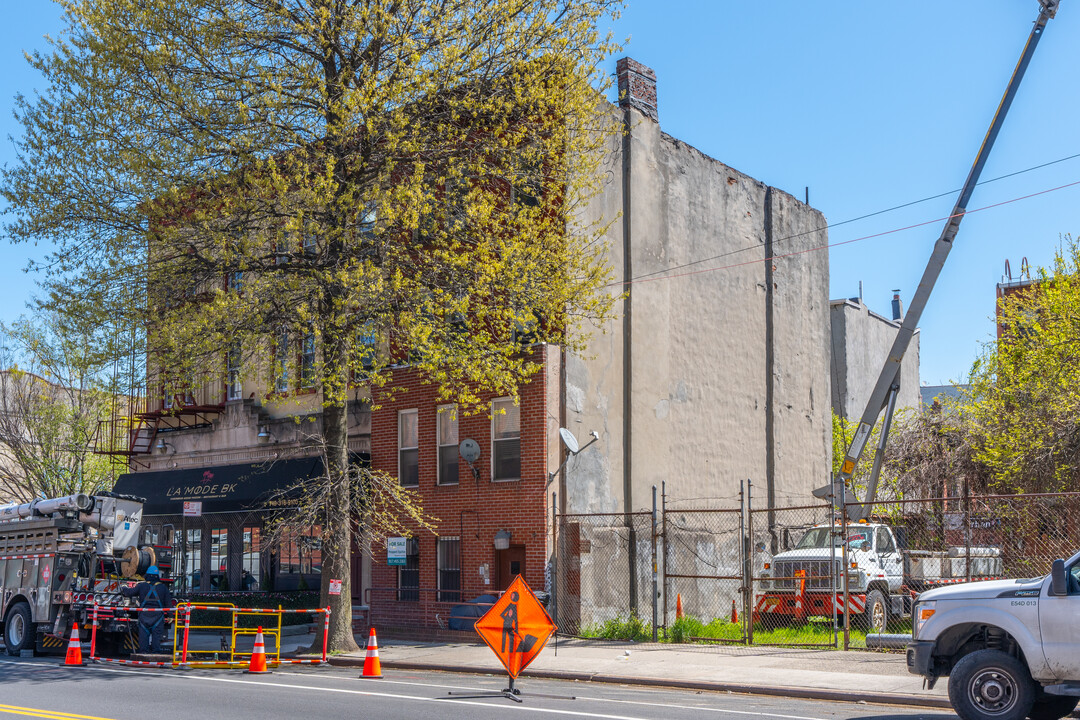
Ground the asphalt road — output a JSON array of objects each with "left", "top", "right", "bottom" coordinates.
[{"left": 0, "top": 657, "right": 957, "bottom": 720}]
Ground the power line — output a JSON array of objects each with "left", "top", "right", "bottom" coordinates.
[
  {"left": 609, "top": 177, "right": 1080, "bottom": 289},
  {"left": 622, "top": 152, "right": 1080, "bottom": 285}
]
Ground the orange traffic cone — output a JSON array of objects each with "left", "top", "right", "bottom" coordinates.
[
  {"left": 360, "top": 627, "right": 382, "bottom": 678},
  {"left": 63, "top": 622, "right": 83, "bottom": 666},
  {"left": 675, "top": 593, "right": 683, "bottom": 620},
  {"left": 730, "top": 599, "right": 739, "bottom": 625},
  {"left": 245, "top": 627, "right": 270, "bottom": 674}
]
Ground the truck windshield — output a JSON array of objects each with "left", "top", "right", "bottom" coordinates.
[{"left": 795, "top": 527, "right": 872, "bottom": 550}]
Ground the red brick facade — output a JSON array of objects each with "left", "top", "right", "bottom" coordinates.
[{"left": 364, "top": 346, "right": 557, "bottom": 631}]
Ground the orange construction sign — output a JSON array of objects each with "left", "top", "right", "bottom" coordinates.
[{"left": 474, "top": 576, "right": 556, "bottom": 678}]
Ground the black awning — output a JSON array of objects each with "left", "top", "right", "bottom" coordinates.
[{"left": 113, "top": 454, "right": 368, "bottom": 516}]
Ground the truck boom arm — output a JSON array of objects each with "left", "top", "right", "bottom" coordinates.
[{"left": 840, "top": 0, "right": 1059, "bottom": 520}]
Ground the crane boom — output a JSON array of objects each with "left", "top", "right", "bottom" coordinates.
[{"left": 838, "top": 0, "right": 1060, "bottom": 520}]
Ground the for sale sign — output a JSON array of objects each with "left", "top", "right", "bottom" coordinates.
[{"left": 387, "top": 537, "right": 407, "bottom": 566}]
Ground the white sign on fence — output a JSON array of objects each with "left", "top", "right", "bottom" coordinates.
[{"left": 183, "top": 501, "right": 202, "bottom": 517}]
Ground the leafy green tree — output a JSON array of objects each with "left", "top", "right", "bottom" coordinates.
[
  {"left": 969, "top": 237, "right": 1080, "bottom": 492},
  {"left": 0, "top": 312, "right": 124, "bottom": 503},
  {"left": 2, "top": 0, "right": 621, "bottom": 651}
]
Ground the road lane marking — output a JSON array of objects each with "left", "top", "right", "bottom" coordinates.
[
  {"left": 66, "top": 664, "right": 833, "bottom": 720},
  {"left": 276, "top": 670, "right": 829, "bottom": 719},
  {"left": 0, "top": 705, "right": 116, "bottom": 720}
]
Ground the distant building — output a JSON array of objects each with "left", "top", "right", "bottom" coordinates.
[
  {"left": 830, "top": 294, "right": 920, "bottom": 422},
  {"left": 996, "top": 258, "right": 1038, "bottom": 340}
]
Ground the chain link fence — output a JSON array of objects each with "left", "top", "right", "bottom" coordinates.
[
  {"left": 662, "top": 506, "right": 745, "bottom": 643},
  {"left": 553, "top": 488, "right": 1080, "bottom": 650},
  {"left": 553, "top": 512, "right": 654, "bottom": 637}
]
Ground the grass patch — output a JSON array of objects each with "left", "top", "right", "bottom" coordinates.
[
  {"left": 580, "top": 613, "right": 914, "bottom": 649},
  {"left": 580, "top": 615, "right": 653, "bottom": 642}
]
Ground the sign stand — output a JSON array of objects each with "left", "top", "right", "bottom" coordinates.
[{"left": 442, "top": 576, "right": 573, "bottom": 704}]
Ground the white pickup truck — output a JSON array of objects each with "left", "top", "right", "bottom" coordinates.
[{"left": 907, "top": 550, "right": 1080, "bottom": 720}]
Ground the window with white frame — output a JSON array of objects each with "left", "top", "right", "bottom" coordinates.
[
  {"left": 301, "top": 220, "right": 317, "bottom": 256},
  {"left": 357, "top": 321, "right": 378, "bottom": 370},
  {"left": 398, "top": 409, "right": 419, "bottom": 487},
  {"left": 357, "top": 202, "right": 378, "bottom": 242},
  {"left": 227, "top": 342, "right": 242, "bottom": 400},
  {"left": 300, "top": 331, "right": 316, "bottom": 388},
  {"left": 228, "top": 270, "right": 243, "bottom": 293},
  {"left": 437, "top": 537, "right": 461, "bottom": 602},
  {"left": 274, "top": 329, "right": 290, "bottom": 393},
  {"left": 492, "top": 398, "right": 520, "bottom": 481},
  {"left": 437, "top": 404, "right": 458, "bottom": 485}
]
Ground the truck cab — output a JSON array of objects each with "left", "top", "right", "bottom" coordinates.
[
  {"left": 756, "top": 521, "right": 904, "bottom": 632},
  {"left": 908, "top": 549, "right": 1080, "bottom": 720}
]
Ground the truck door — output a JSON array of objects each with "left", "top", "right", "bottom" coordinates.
[
  {"left": 875, "top": 528, "right": 904, "bottom": 592},
  {"left": 1040, "top": 561, "right": 1080, "bottom": 679}
]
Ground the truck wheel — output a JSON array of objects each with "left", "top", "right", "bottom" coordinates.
[
  {"left": 948, "top": 649, "right": 1036, "bottom": 720},
  {"left": 1027, "top": 695, "right": 1079, "bottom": 720},
  {"left": 3, "top": 602, "right": 34, "bottom": 656},
  {"left": 858, "top": 589, "right": 889, "bottom": 632}
]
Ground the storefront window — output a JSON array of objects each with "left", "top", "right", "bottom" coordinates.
[
  {"left": 184, "top": 529, "right": 202, "bottom": 592},
  {"left": 242, "top": 526, "right": 261, "bottom": 591},
  {"left": 210, "top": 527, "right": 229, "bottom": 590},
  {"left": 280, "top": 526, "right": 322, "bottom": 575}
]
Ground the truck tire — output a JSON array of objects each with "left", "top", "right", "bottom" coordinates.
[
  {"left": 858, "top": 589, "right": 889, "bottom": 633},
  {"left": 3, "top": 602, "right": 34, "bottom": 656},
  {"left": 1027, "top": 695, "right": 1079, "bottom": 720},
  {"left": 948, "top": 649, "right": 1036, "bottom": 720}
]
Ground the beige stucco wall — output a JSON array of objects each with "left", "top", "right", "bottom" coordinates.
[
  {"left": 830, "top": 299, "right": 921, "bottom": 423},
  {"left": 564, "top": 106, "right": 831, "bottom": 514}
]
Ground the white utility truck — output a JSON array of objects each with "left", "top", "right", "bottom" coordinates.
[
  {"left": 0, "top": 492, "right": 166, "bottom": 656},
  {"left": 757, "top": 522, "right": 1003, "bottom": 632},
  {"left": 907, "top": 552, "right": 1080, "bottom": 720}
]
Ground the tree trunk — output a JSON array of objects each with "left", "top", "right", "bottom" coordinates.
[{"left": 312, "top": 343, "right": 359, "bottom": 654}]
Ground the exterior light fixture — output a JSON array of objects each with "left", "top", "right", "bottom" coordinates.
[
  {"left": 494, "top": 530, "right": 512, "bottom": 551},
  {"left": 257, "top": 425, "right": 274, "bottom": 444}
]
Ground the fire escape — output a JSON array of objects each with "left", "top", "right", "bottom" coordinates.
[{"left": 94, "top": 385, "right": 225, "bottom": 464}]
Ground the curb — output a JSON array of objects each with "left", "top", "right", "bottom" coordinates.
[{"left": 324, "top": 656, "right": 951, "bottom": 710}]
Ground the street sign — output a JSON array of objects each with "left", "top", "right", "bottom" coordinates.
[
  {"left": 329, "top": 579, "right": 342, "bottom": 595},
  {"left": 387, "top": 537, "right": 407, "bottom": 566},
  {"left": 474, "top": 576, "right": 556, "bottom": 679},
  {"left": 183, "top": 501, "right": 202, "bottom": 517}
]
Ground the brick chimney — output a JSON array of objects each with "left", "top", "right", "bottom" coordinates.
[{"left": 616, "top": 57, "right": 658, "bottom": 122}]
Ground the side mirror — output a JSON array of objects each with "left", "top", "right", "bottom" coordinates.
[{"left": 1050, "top": 559, "right": 1068, "bottom": 596}]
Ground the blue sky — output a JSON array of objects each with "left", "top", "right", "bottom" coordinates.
[{"left": 2, "top": 1, "right": 1078, "bottom": 386}]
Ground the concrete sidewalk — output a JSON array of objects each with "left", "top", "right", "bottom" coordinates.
[{"left": 318, "top": 635, "right": 950, "bottom": 710}]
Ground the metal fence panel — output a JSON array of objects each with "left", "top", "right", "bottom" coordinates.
[
  {"left": 662, "top": 507, "right": 745, "bottom": 642},
  {"left": 554, "top": 512, "right": 653, "bottom": 636}
]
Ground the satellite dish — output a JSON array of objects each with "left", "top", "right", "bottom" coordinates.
[
  {"left": 559, "top": 428, "right": 580, "bottom": 454},
  {"left": 459, "top": 438, "right": 481, "bottom": 463}
]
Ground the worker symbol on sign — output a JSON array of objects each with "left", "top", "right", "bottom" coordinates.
[{"left": 501, "top": 591, "right": 519, "bottom": 653}]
